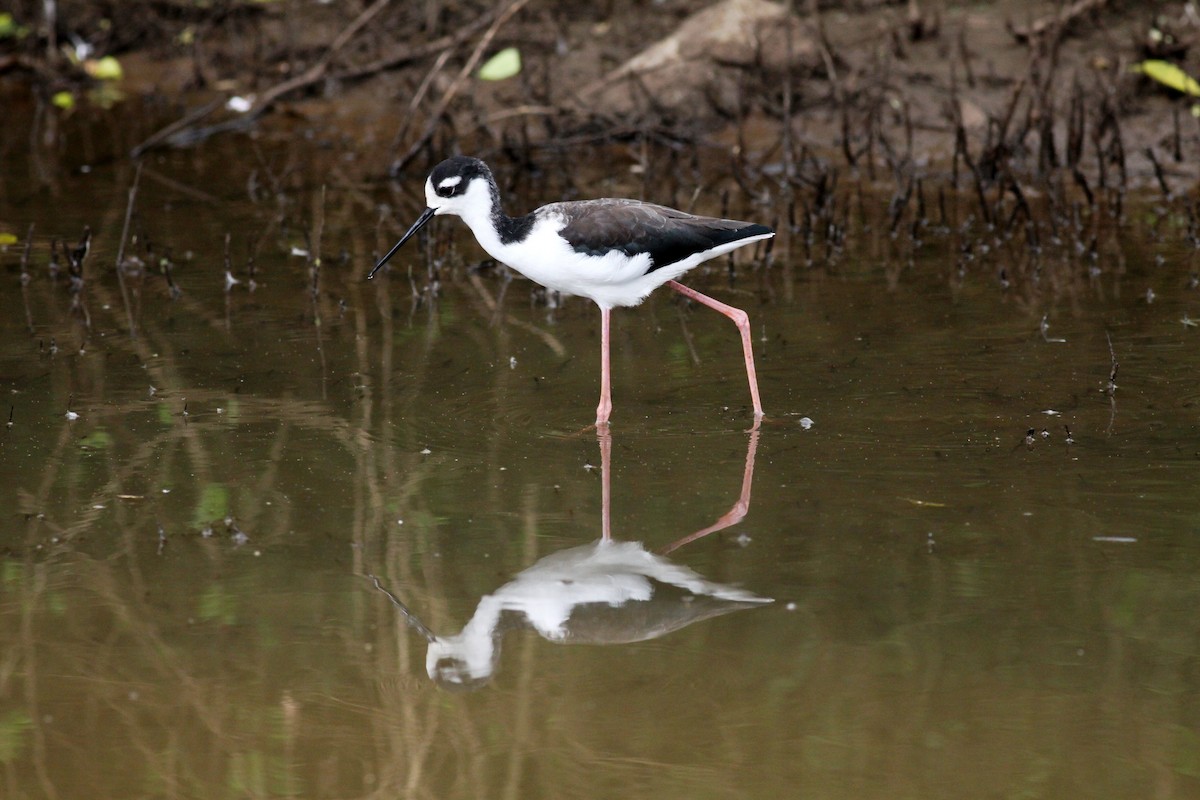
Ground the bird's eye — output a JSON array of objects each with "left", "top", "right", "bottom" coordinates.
[{"left": 435, "top": 176, "right": 463, "bottom": 198}]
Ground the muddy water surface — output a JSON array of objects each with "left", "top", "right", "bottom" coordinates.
[{"left": 1, "top": 107, "right": 1199, "bottom": 799}]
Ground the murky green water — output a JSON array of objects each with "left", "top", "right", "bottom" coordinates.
[{"left": 1, "top": 97, "right": 1199, "bottom": 799}]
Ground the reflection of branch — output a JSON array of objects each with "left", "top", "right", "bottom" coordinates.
[
  {"left": 129, "top": 99, "right": 223, "bottom": 158},
  {"left": 29, "top": 394, "right": 359, "bottom": 547},
  {"left": 19, "top": 567, "right": 59, "bottom": 800},
  {"left": 1105, "top": 330, "right": 1118, "bottom": 436},
  {"left": 1105, "top": 330, "right": 1119, "bottom": 394},
  {"left": 466, "top": 273, "right": 567, "bottom": 357},
  {"left": 113, "top": 162, "right": 143, "bottom": 338}
]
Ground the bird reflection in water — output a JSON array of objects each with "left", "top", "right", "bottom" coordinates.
[{"left": 370, "top": 431, "right": 771, "bottom": 689}]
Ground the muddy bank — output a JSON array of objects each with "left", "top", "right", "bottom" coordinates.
[{"left": 2, "top": 1, "right": 1198, "bottom": 189}]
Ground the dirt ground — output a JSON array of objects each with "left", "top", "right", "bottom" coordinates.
[{"left": 3, "top": 0, "right": 1200, "bottom": 196}]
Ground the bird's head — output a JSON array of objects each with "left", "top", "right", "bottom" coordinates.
[
  {"left": 424, "top": 155, "right": 497, "bottom": 219},
  {"left": 368, "top": 156, "right": 497, "bottom": 279}
]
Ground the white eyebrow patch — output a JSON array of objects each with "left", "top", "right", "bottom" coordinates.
[{"left": 437, "top": 176, "right": 463, "bottom": 190}]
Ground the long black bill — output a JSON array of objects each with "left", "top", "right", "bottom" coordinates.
[{"left": 367, "top": 206, "right": 437, "bottom": 280}]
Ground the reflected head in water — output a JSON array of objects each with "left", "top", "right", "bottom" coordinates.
[
  {"left": 368, "top": 155, "right": 771, "bottom": 429},
  {"left": 421, "top": 539, "right": 771, "bottom": 688},
  {"left": 370, "top": 430, "right": 769, "bottom": 690}
]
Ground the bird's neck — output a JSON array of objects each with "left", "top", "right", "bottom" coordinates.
[
  {"left": 461, "top": 190, "right": 530, "bottom": 255},
  {"left": 457, "top": 185, "right": 512, "bottom": 253}
]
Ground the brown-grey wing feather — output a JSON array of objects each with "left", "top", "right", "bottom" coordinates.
[{"left": 552, "top": 199, "right": 772, "bottom": 272}]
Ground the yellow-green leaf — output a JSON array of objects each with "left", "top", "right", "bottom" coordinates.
[
  {"left": 0, "top": 711, "right": 33, "bottom": 763},
  {"left": 87, "top": 82, "right": 125, "bottom": 109},
  {"left": 84, "top": 55, "right": 123, "bottom": 81},
  {"left": 193, "top": 483, "right": 229, "bottom": 527},
  {"left": 0, "top": 233, "right": 17, "bottom": 246},
  {"left": 1136, "top": 59, "right": 1200, "bottom": 96},
  {"left": 79, "top": 430, "right": 113, "bottom": 449},
  {"left": 52, "top": 91, "right": 75, "bottom": 110},
  {"left": 0, "top": 12, "right": 30, "bottom": 39},
  {"left": 479, "top": 47, "right": 521, "bottom": 81}
]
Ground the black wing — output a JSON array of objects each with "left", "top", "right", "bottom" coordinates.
[{"left": 553, "top": 199, "right": 772, "bottom": 272}]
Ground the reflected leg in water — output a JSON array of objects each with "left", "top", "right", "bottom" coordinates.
[
  {"left": 369, "top": 426, "right": 769, "bottom": 688},
  {"left": 599, "top": 426, "right": 612, "bottom": 542},
  {"left": 658, "top": 427, "right": 759, "bottom": 555}
]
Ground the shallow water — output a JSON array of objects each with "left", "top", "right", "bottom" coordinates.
[{"left": 2, "top": 100, "right": 1200, "bottom": 799}]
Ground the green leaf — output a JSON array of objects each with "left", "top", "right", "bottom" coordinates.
[
  {"left": 1175, "top": 725, "right": 1200, "bottom": 777},
  {"left": 193, "top": 483, "right": 229, "bottom": 527},
  {"left": 0, "top": 711, "right": 32, "bottom": 763},
  {"left": 79, "top": 429, "right": 113, "bottom": 449},
  {"left": 479, "top": 47, "right": 521, "bottom": 81},
  {"left": 84, "top": 55, "right": 123, "bottom": 81},
  {"left": 51, "top": 91, "right": 75, "bottom": 111},
  {"left": 46, "top": 592, "right": 68, "bottom": 616},
  {"left": 87, "top": 82, "right": 125, "bottom": 109},
  {"left": 0, "top": 232, "right": 17, "bottom": 246},
  {"left": 1136, "top": 59, "right": 1200, "bottom": 96},
  {"left": 198, "top": 585, "right": 238, "bottom": 625},
  {"left": 0, "top": 13, "right": 29, "bottom": 39}
]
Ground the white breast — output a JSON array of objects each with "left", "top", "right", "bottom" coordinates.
[{"left": 468, "top": 212, "right": 663, "bottom": 308}]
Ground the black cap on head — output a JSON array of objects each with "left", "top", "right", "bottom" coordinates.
[{"left": 429, "top": 156, "right": 493, "bottom": 199}]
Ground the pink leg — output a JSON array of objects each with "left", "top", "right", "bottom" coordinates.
[
  {"left": 596, "top": 306, "right": 613, "bottom": 427},
  {"left": 667, "top": 280, "right": 764, "bottom": 423}
]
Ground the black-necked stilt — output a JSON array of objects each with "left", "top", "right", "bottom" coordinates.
[{"left": 369, "top": 156, "right": 773, "bottom": 427}]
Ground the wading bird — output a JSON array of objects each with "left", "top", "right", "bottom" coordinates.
[{"left": 369, "top": 156, "right": 772, "bottom": 428}]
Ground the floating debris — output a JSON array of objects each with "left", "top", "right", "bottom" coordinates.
[
  {"left": 226, "top": 95, "right": 254, "bottom": 113},
  {"left": 901, "top": 497, "right": 947, "bottom": 508},
  {"left": 1040, "top": 314, "right": 1066, "bottom": 343}
]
